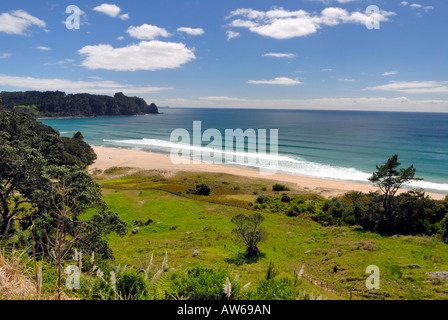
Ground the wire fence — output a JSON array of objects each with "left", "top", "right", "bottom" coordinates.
[{"left": 301, "top": 272, "right": 387, "bottom": 300}]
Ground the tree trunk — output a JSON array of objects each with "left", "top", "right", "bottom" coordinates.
[
  {"left": 0, "top": 215, "right": 11, "bottom": 238},
  {"left": 245, "top": 246, "right": 260, "bottom": 259}
]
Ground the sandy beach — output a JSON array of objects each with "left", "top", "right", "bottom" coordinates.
[{"left": 89, "top": 146, "right": 446, "bottom": 200}]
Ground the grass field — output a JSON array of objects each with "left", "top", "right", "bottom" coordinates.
[{"left": 91, "top": 168, "right": 448, "bottom": 300}]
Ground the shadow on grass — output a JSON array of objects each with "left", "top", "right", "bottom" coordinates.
[{"left": 225, "top": 252, "right": 266, "bottom": 266}]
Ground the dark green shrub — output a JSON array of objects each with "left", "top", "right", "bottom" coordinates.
[
  {"left": 194, "top": 184, "right": 211, "bottom": 196},
  {"left": 170, "top": 266, "right": 240, "bottom": 300},
  {"left": 90, "top": 277, "right": 114, "bottom": 300},
  {"left": 286, "top": 205, "right": 300, "bottom": 217},
  {"left": 251, "top": 277, "right": 296, "bottom": 300},
  {"left": 116, "top": 269, "right": 148, "bottom": 300},
  {"left": 281, "top": 194, "right": 291, "bottom": 203},
  {"left": 272, "top": 184, "right": 290, "bottom": 192},
  {"left": 256, "top": 195, "right": 266, "bottom": 204}
]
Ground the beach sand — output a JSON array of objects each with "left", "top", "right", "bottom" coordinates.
[{"left": 89, "top": 146, "right": 446, "bottom": 200}]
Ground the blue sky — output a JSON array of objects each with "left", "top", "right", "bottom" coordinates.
[{"left": 0, "top": 0, "right": 447, "bottom": 112}]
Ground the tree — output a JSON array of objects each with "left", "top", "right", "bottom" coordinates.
[
  {"left": 0, "top": 108, "right": 126, "bottom": 260},
  {"left": 194, "top": 184, "right": 211, "bottom": 196},
  {"left": 0, "top": 141, "right": 48, "bottom": 237},
  {"left": 368, "top": 154, "right": 421, "bottom": 221},
  {"left": 231, "top": 213, "right": 267, "bottom": 258},
  {"left": 73, "top": 131, "right": 84, "bottom": 140}
]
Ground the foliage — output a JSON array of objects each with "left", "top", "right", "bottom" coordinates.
[
  {"left": 256, "top": 195, "right": 266, "bottom": 204},
  {"left": 116, "top": 269, "right": 148, "bottom": 300},
  {"left": 250, "top": 277, "right": 297, "bottom": 300},
  {"left": 368, "top": 154, "right": 421, "bottom": 220},
  {"left": 0, "top": 91, "right": 159, "bottom": 117},
  {"left": 231, "top": 213, "right": 267, "bottom": 258},
  {"left": 308, "top": 190, "right": 447, "bottom": 236},
  {"left": 272, "top": 184, "right": 290, "bottom": 192},
  {"left": 0, "top": 108, "right": 126, "bottom": 261},
  {"left": 193, "top": 184, "right": 212, "bottom": 196},
  {"left": 60, "top": 132, "right": 97, "bottom": 167},
  {"left": 169, "top": 266, "right": 240, "bottom": 300},
  {"left": 90, "top": 277, "right": 115, "bottom": 300}
]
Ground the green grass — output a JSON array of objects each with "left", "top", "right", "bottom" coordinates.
[{"left": 95, "top": 169, "right": 448, "bottom": 300}]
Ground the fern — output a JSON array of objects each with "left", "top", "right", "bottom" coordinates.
[{"left": 150, "top": 272, "right": 173, "bottom": 300}]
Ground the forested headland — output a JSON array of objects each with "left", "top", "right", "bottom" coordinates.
[{"left": 0, "top": 91, "right": 159, "bottom": 118}]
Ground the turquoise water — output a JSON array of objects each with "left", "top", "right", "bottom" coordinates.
[{"left": 40, "top": 108, "right": 448, "bottom": 193}]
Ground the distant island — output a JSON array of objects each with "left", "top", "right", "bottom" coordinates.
[{"left": 0, "top": 91, "right": 159, "bottom": 118}]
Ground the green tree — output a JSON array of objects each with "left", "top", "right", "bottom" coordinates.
[
  {"left": 0, "top": 141, "right": 48, "bottom": 237},
  {"left": 368, "top": 154, "right": 421, "bottom": 221},
  {"left": 194, "top": 184, "right": 211, "bottom": 196},
  {"left": 0, "top": 108, "right": 126, "bottom": 260},
  {"left": 231, "top": 213, "right": 267, "bottom": 258}
]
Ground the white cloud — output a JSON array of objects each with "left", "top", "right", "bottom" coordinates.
[
  {"left": 78, "top": 41, "right": 196, "bottom": 71},
  {"left": 0, "top": 53, "right": 12, "bottom": 59},
  {"left": 382, "top": 71, "right": 398, "bottom": 76},
  {"left": 248, "top": 77, "right": 302, "bottom": 86},
  {"left": 0, "top": 10, "right": 46, "bottom": 35},
  {"left": 126, "top": 24, "right": 171, "bottom": 40},
  {"left": 0, "top": 74, "right": 172, "bottom": 94},
  {"left": 93, "top": 4, "right": 122, "bottom": 18},
  {"left": 364, "top": 81, "right": 448, "bottom": 94},
  {"left": 43, "top": 59, "right": 75, "bottom": 67},
  {"left": 226, "top": 30, "right": 240, "bottom": 40},
  {"left": 262, "top": 53, "right": 296, "bottom": 58},
  {"left": 321, "top": 68, "right": 333, "bottom": 72},
  {"left": 338, "top": 78, "right": 355, "bottom": 82},
  {"left": 36, "top": 46, "right": 51, "bottom": 51},
  {"left": 226, "top": 7, "right": 395, "bottom": 39},
  {"left": 177, "top": 27, "right": 205, "bottom": 36},
  {"left": 117, "top": 36, "right": 125, "bottom": 40},
  {"left": 119, "top": 13, "right": 130, "bottom": 21},
  {"left": 402, "top": 3, "right": 434, "bottom": 14}
]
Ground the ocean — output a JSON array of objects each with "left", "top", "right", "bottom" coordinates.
[{"left": 40, "top": 108, "right": 448, "bottom": 194}]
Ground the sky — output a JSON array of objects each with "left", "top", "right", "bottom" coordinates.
[{"left": 0, "top": 0, "right": 447, "bottom": 112}]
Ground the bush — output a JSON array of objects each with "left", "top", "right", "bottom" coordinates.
[
  {"left": 286, "top": 205, "right": 300, "bottom": 217},
  {"left": 170, "top": 266, "right": 240, "bottom": 300},
  {"left": 272, "top": 184, "right": 290, "bottom": 192},
  {"left": 90, "top": 277, "right": 114, "bottom": 300},
  {"left": 256, "top": 195, "right": 266, "bottom": 205},
  {"left": 193, "top": 184, "right": 211, "bottom": 196},
  {"left": 440, "top": 213, "right": 448, "bottom": 244},
  {"left": 247, "top": 277, "right": 297, "bottom": 300},
  {"left": 281, "top": 194, "right": 291, "bottom": 203},
  {"left": 116, "top": 269, "right": 148, "bottom": 300}
]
